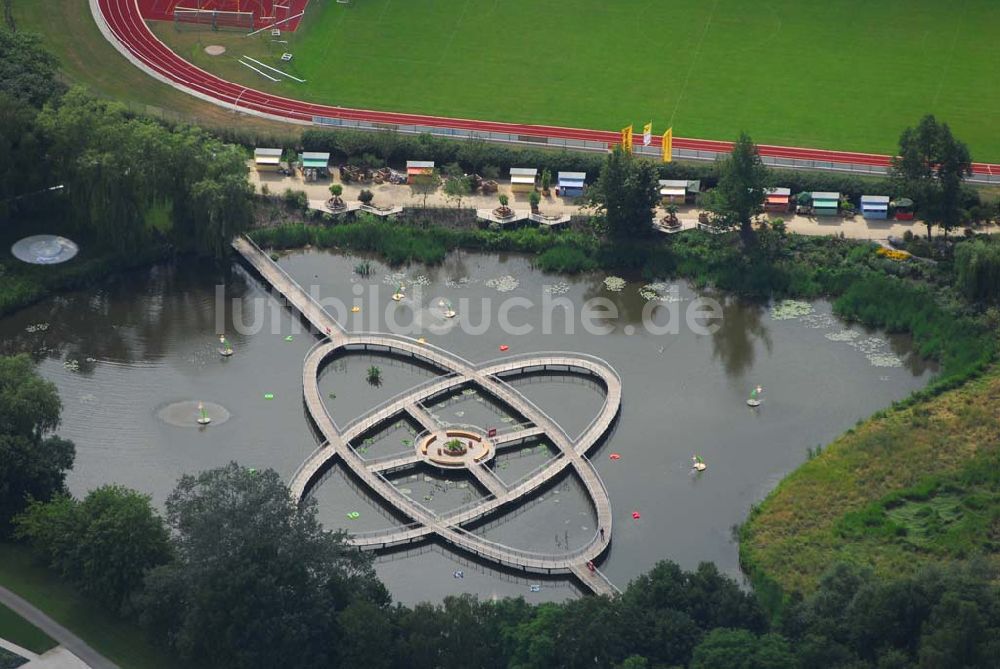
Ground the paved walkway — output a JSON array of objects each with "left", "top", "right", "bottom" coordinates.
[
  {"left": 251, "top": 169, "right": 976, "bottom": 242},
  {"left": 0, "top": 586, "right": 117, "bottom": 669}
]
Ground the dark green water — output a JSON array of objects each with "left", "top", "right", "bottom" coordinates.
[{"left": 0, "top": 250, "right": 934, "bottom": 604}]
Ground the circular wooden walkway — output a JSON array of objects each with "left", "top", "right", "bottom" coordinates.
[{"left": 234, "top": 236, "right": 622, "bottom": 596}]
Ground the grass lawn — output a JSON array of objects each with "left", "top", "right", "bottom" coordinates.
[
  {"left": 155, "top": 0, "right": 1000, "bottom": 161},
  {"left": 740, "top": 364, "right": 1000, "bottom": 598},
  {"left": 9, "top": 0, "right": 299, "bottom": 140},
  {"left": 0, "top": 544, "right": 181, "bottom": 669},
  {"left": 0, "top": 603, "right": 55, "bottom": 655}
]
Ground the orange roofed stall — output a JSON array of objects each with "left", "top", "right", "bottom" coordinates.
[{"left": 406, "top": 160, "right": 435, "bottom": 184}]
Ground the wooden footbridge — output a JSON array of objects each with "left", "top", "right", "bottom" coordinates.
[{"left": 234, "top": 236, "right": 623, "bottom": 596}]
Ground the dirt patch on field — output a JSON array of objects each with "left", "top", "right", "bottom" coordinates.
[{"left": 204, "top": 45, "right": 226, "bottom": 56}]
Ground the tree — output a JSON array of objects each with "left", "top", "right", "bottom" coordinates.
[
  {"left": 690, "top": 629, "right": 795, "bottom": 669},
  {"left": 443, "top": 175, "right": 471, "bottom": 209},
  {"left": 707, "top": 132, "right": 769, "bottom": 245},
  {"left": 37, "top": 89, "right": 252, "bottom": 257},
  {"left": 690, "top": 628, "right": 757, "bottom": 669},
  {"left": 410, "top": 169, "right": 441, "bottom": 207},
  {"left": 15, "top": 485, "right": 171, "bottom": 613},
  {"left": 0, "top": 28, "right": 64, "bottom": 107},
  {"left": 358, "top": 189, "right": 374, "bottom": 205},
  {"left": 917, "top": 593, "right": 989, "bottom": 668},
  {"left": 891, "top": 115, "right": 972, "bottom": 239},
  {"left": 137, "top": 463, "right": 384, "bottom": 669},
  {"left": 589, "top": 146, "right": 659, "bottom": 239},
  {"left": 0, "top": 94, "right": 49, "bottom": 225},
  {"left": 0, "top": 355, "right": 75, "bottom": 535}
]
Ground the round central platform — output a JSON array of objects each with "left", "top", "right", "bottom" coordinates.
[{"left": 417, "top": 428, "right": 494, "bottom": 469}]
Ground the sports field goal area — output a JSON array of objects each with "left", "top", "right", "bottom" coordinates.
[{"left": 138, "top": 0, "right": 310, "bottom": 31}]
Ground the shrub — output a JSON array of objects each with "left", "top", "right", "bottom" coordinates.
[
  {"left": 955, "top": 237, "right": 1000, "bottom": 302},
  {"left": 282, "top": 189, "right": 308, "bottom": 211},
  {"left": 536, "top": 245, "right": 595, "bottom": 273},
  {"left": 358, "top": 189, "right": 374, "bottom": 205}
]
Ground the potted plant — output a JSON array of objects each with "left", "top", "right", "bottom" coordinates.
[
  {"left": 661, "top": 203, "right": 680, "bottom": 230},
  {"left": 359, "top": 189, "right": 374, "bottom": 206},
  {"left": 495, "top": 193, "right": 512, "bottom": 218},
  {"left": 328, "top": 183, "right": 344, "bottom": 210},
  {"left": 528, "top": 190, "right": 541, "bottom": 213},
  {"left": 540, "top": 169, "right": 552, "bottom": 196},
  {"left": 444, "top": 438, "right": 467, "bottom": 456},
  {"left": 366, "top": 365, "right": 382, "bottom": 386}
]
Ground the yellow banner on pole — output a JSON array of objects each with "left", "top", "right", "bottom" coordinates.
[
  {"left": 642, "top": 122, "right": 653, "bottom": 147},
  {"left": 662, "top": 127, "right": 673, "bottom": 163},
  {"left": 621, "top": 125, "right": 633, "bottom": 154}
]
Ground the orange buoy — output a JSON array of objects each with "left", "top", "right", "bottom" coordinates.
[
  {"left": 609, "top": 453, "right": 621, "bottom": 460},
  {"left": 632, "top": 511, "right": 641, "bottom": 520},
  {"left": 499, "top": 345, "right": 509, "bottom": 352}
]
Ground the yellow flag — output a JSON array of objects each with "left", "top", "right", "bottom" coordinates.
[
  {"left": 621, "top": 125, "right": 633, "bottom": 154},
  {"left": 642, "top": 122, "right": 653, "bottom": 147},
  {"left": 662, "top": 128, "right": 673, "bottom": 163}
]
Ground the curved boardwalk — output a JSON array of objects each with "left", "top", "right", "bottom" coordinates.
[{"left": 234, "top": 236, "right": 622, "bottom": 596}]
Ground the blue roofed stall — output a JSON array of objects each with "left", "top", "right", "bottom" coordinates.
[
  {"left": 860, "top": 195, "right": 890, "bottom": 220},
  {"left": 557, "top": 172, "right": 586, "bottom": 197}
]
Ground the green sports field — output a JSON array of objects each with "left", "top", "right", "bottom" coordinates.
[{"left": 159, "top": 0, "right": 1000, "bottom": 160}]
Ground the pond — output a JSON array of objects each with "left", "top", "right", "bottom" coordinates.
[{"left": 0, "top": 249, "right": 935, "bottom": 604}]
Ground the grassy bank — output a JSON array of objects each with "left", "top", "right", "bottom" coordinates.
[
  {"left": 0, "top": 544, "right": 178, "bottom": 669},
  {"left": 0, "top": 602, "right": 55, "bottom": 654},
  {"left": 10, "top": 0, "right": 297, "bottom": 141},
  {"left": 740, "top": 364, "right": 1000, "bottom": 601}
]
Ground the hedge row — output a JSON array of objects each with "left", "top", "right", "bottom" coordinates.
[
  {"left": 294, "top": 129, "right": 918, "bottom": 201},
  {"left": 219, "top": 125, "right": 984, "bottom": 208}
]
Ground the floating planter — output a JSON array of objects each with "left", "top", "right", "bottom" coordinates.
[
  {"left": 218, "top": 334, "right": 234, "bottom": 357},
  {"left": 442, "top": 299, "right": 456, "bottom": 319},
  {"left": 603, "top": 276, "right": 626, "bottom": 292},
  {"left": 770, "top": 300, "right": 813, "bottom": 321},
  {"left": 417, "top": 337, "right": 427, "bottom": 345},
  {"left": 196, "top": 401, "right": 211, "bottom": 425},
  {"left": 392, "top": 284, "right": 406, "bottom": 301},
  {"left": 747, "top": 385, "right": 763, "bottom": 407},
  {"left": 691, "top": 455, "right": 707, "bottom": 472}
]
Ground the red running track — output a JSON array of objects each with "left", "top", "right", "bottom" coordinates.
[{"left": 101, "top": 0, "right": 997, "bottom": 177}]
